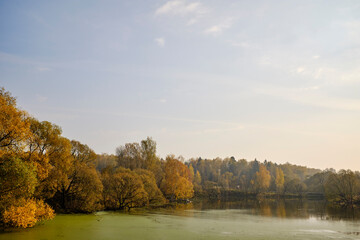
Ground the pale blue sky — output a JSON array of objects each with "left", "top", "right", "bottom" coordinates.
[{"left": 1, "top": 0, "right": 360, "bottom": 170}]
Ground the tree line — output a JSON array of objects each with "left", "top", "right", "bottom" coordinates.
[{"left": 1, "top": 87, "right": 359, "bottom": 229}]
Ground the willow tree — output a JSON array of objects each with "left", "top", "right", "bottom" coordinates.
[
  {"left": 325, "top": 170, "right": 360, "bottom": 207},
  {"left": 101, "top": 167, "right": 148, "bottom": 210}
]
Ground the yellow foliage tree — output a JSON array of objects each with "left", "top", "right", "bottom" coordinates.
[
  {"left": 275, "top": 168, "right": 285, "bottom": 193},
  {"left": 254, "top": 165, "right": 271, "bottom": 193},
  {"left": 3, "top": 199, "right": 54, "bottom": 228},
  {"left": 160, "top": 155, "right": 194, "bottom": 201},
  {"left": 0, "top": 88, "right": 31, "bottom": 154},
  {"left": 0, "top": 89, "right": 56, "bottom": 228},
  {"left": 134, "top": 169, "right": 166, "bottom": 205}
]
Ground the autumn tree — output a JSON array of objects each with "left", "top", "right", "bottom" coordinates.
[
  {"left": 71, "top": 140, "right": 97, "bottom": 165},
  {"left": 0, "top": 155, "right": 54, "bottom": 228},
  {"left": 275, "top": 168, "right": 285, "bottom": 193},
  {"left": 0, "top": 156, "right": 37, "bottom": 210},
  {"left": 35, "top": 134, "right": 73, "bottom": 202},
  {"left": 101, "top": 167, "right": 148, "bottom": 210},
  {"left": 160, "top": 155, "right": 194, "bottom": 201},
  {"left": 46, "top": 139, "right": 103, "bottom": 212},
  {"left": 140, "top": 137, "right": 158, "bottom": 170},
  {"left": 194, "top": 171, "right": 202, "bottom": 191},
  {"left": 116, "top": 137, "right": 164, "bottom": 185},
  {"left": 0, "top": 88, "right": 55, "bottom": 228},
  {"left": 134, "top": 169, "right": 166, "bottom": 204},
  {"left": 0, "top": 87, "right": 31, "bottom": 153},
  {"left": 189, "top": 164, "right": 202, "bottom": 192},
  {"left": 254, "top": 164, "right": 271, "bottom": 193},
  {"left": 63, "top": 163, "right": 103, "bottom": 212},
  {"left": 2, "top": 198, "right": 54, "bottom": 228}
]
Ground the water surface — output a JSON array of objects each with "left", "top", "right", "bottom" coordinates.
[{"left": 1, "top": 199, "right": 360, "bottom": 240}]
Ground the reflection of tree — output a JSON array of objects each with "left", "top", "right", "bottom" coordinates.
[
  {"left": 153, "top": 203, "right": 194, "bottom": 217},
  {"left": 326, "top": 205, "right": 360, "bottom": 221},
  {"left": 276, "top": 201, "right": 286, "bottom": 218},
  {"left": 193, "top": 198, "right": 360, "bottom": 221},
  {"left": 259, "top": 202, "right": 272, "bottom": 217}
]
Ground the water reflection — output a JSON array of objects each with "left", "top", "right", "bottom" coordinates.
[{"left": 155, "top": 199, "right": 360, "bottom": 221}]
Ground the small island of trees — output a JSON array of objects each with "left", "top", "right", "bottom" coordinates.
[{"left": 1, "top": 87, "right": 360, "bottom": 229}]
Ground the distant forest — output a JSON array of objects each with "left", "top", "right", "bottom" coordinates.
[{"left": 1, "top": 87, "right": 360, "bottom": 229}]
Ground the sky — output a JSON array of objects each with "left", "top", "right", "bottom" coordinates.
[{"left": 1, "top": 0, "right": 360, "bottom": 171}]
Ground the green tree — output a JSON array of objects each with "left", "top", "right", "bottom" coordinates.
[{"left": 0, "top": 156, "right": 37, "bottom": 209}]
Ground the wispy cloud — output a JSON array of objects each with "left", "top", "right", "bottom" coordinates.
[
  {"left": 154, "top": 37, "right": 165, "bottom": 47},
  {"left": 204, "top": 19, "right": 233, "bottom": 35},
  {"left": 155, "top": 1, "right": 203, "bottom": 16},
  {"left": 155, "top": 0, "right": 208, "bottom": 28}
]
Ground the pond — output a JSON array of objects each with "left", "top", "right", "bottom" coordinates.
[{"left": 1, "top": 199, "right": 360, "bottom": 240}]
